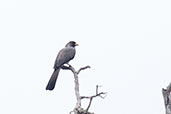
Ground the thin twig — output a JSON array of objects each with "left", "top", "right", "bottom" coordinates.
[
  {"left": 80, "top": 85, "right": 107, "bottom": 112},
  {"left": 69, "top": 111, "right": 74, "bottom": 114},
  {"left": 96, "top": 85, "right": 98, "bottom": 94},
  {"left": 77, "top": 66, "right": 90, "bottom": 74},
  {"left": 81, "top": 92, "right": 107, "bottom": 100},
  {"left": 86, "top": 97, "right": 93, "bottom": 112}
]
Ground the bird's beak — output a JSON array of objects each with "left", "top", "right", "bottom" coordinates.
[{"left": 75, "top": 42, "right": 79, "bottom": 46}]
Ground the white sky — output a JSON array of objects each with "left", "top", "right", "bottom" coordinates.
[{"left": 0, "top": 0, "right": 171, "bottom": 114}]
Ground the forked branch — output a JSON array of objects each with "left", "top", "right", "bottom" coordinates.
[
  {"left": 62, "top": 64, "right": 106, "bottom": 114},
  {"left": 81, "top": 85, "right": 107, "bottom": 112},
  {"left": 61, "top": 64, "right": 90, "bottom": 109}
]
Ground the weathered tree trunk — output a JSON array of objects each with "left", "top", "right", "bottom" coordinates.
[
  {"left": 62, "top": 65, "right": 92, "bottom": 114},
  {"left": 162, "top": 82, "right": 171, "bottom": 114},
  {"left": 62, "top": 65, "right": 106, "bottom": 114},
  {"left": 68, "top": 66, "right": 81, "bottom": 109}
]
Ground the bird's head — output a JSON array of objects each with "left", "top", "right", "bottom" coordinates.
[{"left": 65, "top": 41, "right": 79, "bottom": 47}]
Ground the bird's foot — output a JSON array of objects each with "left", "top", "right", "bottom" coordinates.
[{"left": 66, "top": 63, "right": 72, "bottom": 68}]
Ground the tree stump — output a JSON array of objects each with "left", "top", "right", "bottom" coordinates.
[{"left": 162, "top": 82, "right": 171, "bottom": 114}]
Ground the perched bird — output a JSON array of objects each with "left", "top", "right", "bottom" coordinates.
[{"left": 46, "top": 41, "right": 79, "bottom": 90}]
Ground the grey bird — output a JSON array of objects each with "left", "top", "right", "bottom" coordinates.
[{"left": 46, "top": 41, "right": 79, "bottom": 90}]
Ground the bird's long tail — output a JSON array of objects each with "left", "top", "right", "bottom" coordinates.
[{"left": 46, "top": 68, "right": 60, "bottom": 90}]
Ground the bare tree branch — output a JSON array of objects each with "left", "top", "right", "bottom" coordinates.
[
  {"left": 96, "top": 85, "right": 98, "bottom": 94},
  {"left": 77, "top": 66, "right": 90, "bottom": 74},
  {"left": 61, "top": 65, "right": 70, "bottom": 70},
  {"left": 69, "top": 111, "right": 74, "bottom": 114},
  {"left": 80, "top": 85, "right": 107, "bottom": 112},
  {"left": 86, "top": 97, "right": 93, "bottom": 112},
  {"left": 62, "top": 64, "right": 106, "bottom": 114}
]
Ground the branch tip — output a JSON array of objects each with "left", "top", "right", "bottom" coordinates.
[{"left": 77, "top": 65, "right": 91, "bottom": 74}]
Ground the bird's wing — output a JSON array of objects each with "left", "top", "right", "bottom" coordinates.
[{"left": 54, "top": 47, "right": 75, "bottom": 69}]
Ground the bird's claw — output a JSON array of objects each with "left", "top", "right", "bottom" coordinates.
[{"left": 66, "top": 63, "right": 72, "bottom": 68}]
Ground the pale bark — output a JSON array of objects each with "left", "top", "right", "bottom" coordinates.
[
  {"left": 62, "top": 65, "right": 106, "bottom": 114},
  {"left": 162, "top": 82, "right": 171, "bottom": 114}
]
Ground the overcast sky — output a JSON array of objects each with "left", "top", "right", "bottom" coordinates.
[{"left": 0, "top": 0, "right": 171, "bottom": 114}]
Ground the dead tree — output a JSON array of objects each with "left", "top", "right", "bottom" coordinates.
[
  {"left": 61, "top": 65, "right": 107, "bottom": 114},
  {"left": 162, "top": 82, "right": 171, "bottom": 114}
]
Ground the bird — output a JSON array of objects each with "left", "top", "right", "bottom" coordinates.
[{"left": 46, "top": 41, "right": 79, "bottom": 90}]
